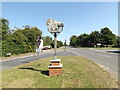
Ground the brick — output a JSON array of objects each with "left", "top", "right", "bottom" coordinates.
[
  {"left": 49, "top": 68, "right": 62, "bottom": 76},
  {"left": 51, "top": 63, "right": 60, "bottom": 66}
]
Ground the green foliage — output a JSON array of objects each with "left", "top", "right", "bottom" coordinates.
[
  {"left": 70, "top": 35, "right": 78, "bottom": 47},
  {"left": 1, "top": 18, "right": 9, "bottom": 41},
  {"left": 2, "top": 23, "right": 42, "bottom": 56},
  {"left": 77, "top": 33, "right": 89, "bottom": 47},
  {"left": 70, "top": 27, "right": 117, "bottom": 47},
  {"left": 51, "top": 40, "right": 63, "bottom": 48},
  {"left": 114, "top": 36, "right": 120, "bottom": 47},
  {"left": 43, "top": 36, "right": 63, "bottom": 48},
  {"left": 1, "top": 18, "right": 63, "bottom": 57},
  {"left": 43, "top": 36, "right": 52, "bottom": 46},
  {"left": 57, "top": 40, "right": 63, "bottom": 48},
  {"left": 89, "top": 31, "right": 101, "bottom": 44},
  {"left": 100, "top": 27, "right": 116, "bottom": 46}
]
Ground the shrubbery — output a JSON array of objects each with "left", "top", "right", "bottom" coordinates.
[
  {"left": 70, "top": 27, "right": 119, "bottom": 47},
  {"left": 1, "top": 18, "right": 63, "bottom": 57},
  {"left": 2, "top": 26, "right": 42, "bottom": 56}
]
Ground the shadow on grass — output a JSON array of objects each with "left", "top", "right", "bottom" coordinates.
[
  {"left": 107, "top": 51, "right": 120, "bottom": 53},
  {"left": 21, "top": 61, "right": 30, "bottom": 63},
  {"left": 19, "top": 67, "right": 49, "bottom": 76}
]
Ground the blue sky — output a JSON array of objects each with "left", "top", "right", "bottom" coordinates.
[{"left": 2, "top": 2, "right": 118, "bottom": 44}]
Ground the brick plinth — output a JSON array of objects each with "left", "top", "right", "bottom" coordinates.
[
  {"left": 49, "top": 68, "right": 62, "bottom": 76},
  {"left": 48, "top": 59, "right": 63, "bottom": 76},
  {"left": 51, "top": 62, "right": 60, "bottom": 66}
]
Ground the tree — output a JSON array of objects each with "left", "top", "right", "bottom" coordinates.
[
  {"left": 77, "top": 33, "right": 89, "bottom": 47},
  {"left": 70, "top": 35, "right": 78, "bottom": 47},
  {"left": 2, "top": 24, "right": 42, "bottom": 56},
  {"left": 1, "top": 18, "right": 9, "bottom": 40},
  {"left": 51, "top": 40, "right": 63, "bottom": 48},
  {"left": 115, "top": 36, "right": 120, "bottom": 47},
  {"left": 23, "top": 25, "right": 30, "bottom": 29},
  {"left": 43, "top": 36, "right": 52, "bottom": 46},
  {"left": 100, "top": 27, "right": 116, "bottom": 46},
  {"left": 89, "top": 31, "right": 101, "bottom": 46},
  {"left": 57, "top": 40, "right": 63, "bottom": 48}
]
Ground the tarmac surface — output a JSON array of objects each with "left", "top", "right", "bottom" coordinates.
[
  {"left": 67, "top": 47, "right": 119, "bottom": 79},
  {"left": 1, "top": 47, "right": 119, "bottom": 79},
  {"left": 1, "top": 50, "right": 76, "bottom": 70}
]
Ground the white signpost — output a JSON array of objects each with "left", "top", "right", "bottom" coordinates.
[
  {"left": 47, "top": 19, "right": 64, "bottom": 76},
  {"left": 47, "top": 19, "right": 64, "bottom": 60},
  {"left": 36, "top": 36, "right": 43, "bottom": 60}
]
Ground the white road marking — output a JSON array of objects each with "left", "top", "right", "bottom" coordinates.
[
  {"left": 102, "top": 55, "right": 112, "bottom": 58},
  {"left": 67, "top": 50, "right": 80, "bottom": 56},
  {"left": 94, "top": 50, "right": 105, "bottom": 52},
  {"left": 86, "top": 51, "right": 94, "bottom": 54},
  {"left": 97, "top": 54, "right": 103, "bottom": 56},
  {"left": 109, "top": 53, "right": 116, "bottom": 54},
  {"left": 69, "top": 49, "right": 112, "bottom": 58}
]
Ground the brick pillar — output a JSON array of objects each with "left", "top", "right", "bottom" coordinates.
[{"left": 48, "top": 59, "right": 63, "bottom": 76}]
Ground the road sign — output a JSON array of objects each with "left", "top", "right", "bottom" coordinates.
[
  {"left": 46, "top": 19, "right": 64, "bottom": 33},
  {"left": 97, "top": 43, "right": 101, "bottom": 46},
  {"left": 36, "top": 36, "right": 41, "bottom": 48},
  {"left": 47, "top": 19, "right": 64, "bottom": 60},
  {"left": 47, "top": 19, "right": 64, "bottom": 76}
]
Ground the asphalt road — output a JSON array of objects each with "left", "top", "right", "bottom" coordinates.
[
  {"left": 1, "top": 50, "right": 76, "bottom": 70},
  {"left": 67, "top": 47, "right": 119, "bottom": 79},
  {"left": 1, "top": 47, "right": 119, "bottom": 79}
]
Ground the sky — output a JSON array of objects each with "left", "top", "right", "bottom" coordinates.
[{"left": 2, "top": 2, "right": 118, "bottom": 44}]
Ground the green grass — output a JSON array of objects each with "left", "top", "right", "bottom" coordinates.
[{"left": 2, "top": 56, "right": 118, "bottom": 88}]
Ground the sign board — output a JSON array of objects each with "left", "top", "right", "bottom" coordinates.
[
  {"left": 46, "top": 19, "right": 64, "bottom": 33},
  {"left": 7, "top": 53, "right": 11, "bottom": 56},
  {"left": 97, "top": 43, "right": 101, "bottom": 46},
  {"left": 36, "top": 36, "right": 41, "bottom": 48}
]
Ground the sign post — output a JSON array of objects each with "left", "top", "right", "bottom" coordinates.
[
  {"left": 54, "top": 33, "right": 57, "bottom": 60},
  {"left": 65, "top": 39, "right": 67, "bottom": 50},
  {"left": 36, "top": 36, "right": 41, "bottom": 60},
  {"left": 47, "top": 19, "right": 64, "bottom": 76}
]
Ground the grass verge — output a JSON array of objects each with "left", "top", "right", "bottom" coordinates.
[{"left": 2, "top": 56, "right": 118, "bottom": 88}]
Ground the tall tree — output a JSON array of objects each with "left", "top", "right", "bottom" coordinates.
[
  {"left": 70, "top": 35, "right": 78, "bottom": 47},
  {"left": 115, "top": 36, "right": 120, "bottom": 47},
  {"left": 100, "top": 27, "right": 116, "bottom": 46},
  {"left": 2, "top": 25, "right": 42, "bottom": 56},
  {"left": 1, "top": 18, "right": 9, "bottom": 40},
  {"left": 43, "top": 36, "right": 52, "bottom": 46},
  {"left": 89, "top": 31, "right": 101, "bottom": 45},
  {"left": 77, "top": 33, "right": 89, "bottom": 47}
]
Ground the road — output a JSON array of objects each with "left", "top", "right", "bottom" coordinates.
[
  {"left": 67, "top": 47, "right": 119, "bottom": 79},
  {"left": 1, "top": 47, "right": 119, "bottom": 79},
  {"left": 1, "top": 50, "right": 76, "bottom": 70}
]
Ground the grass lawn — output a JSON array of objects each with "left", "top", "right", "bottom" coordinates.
[{"left": 2, "top": 56, "right": 118, "bottom": 88}]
